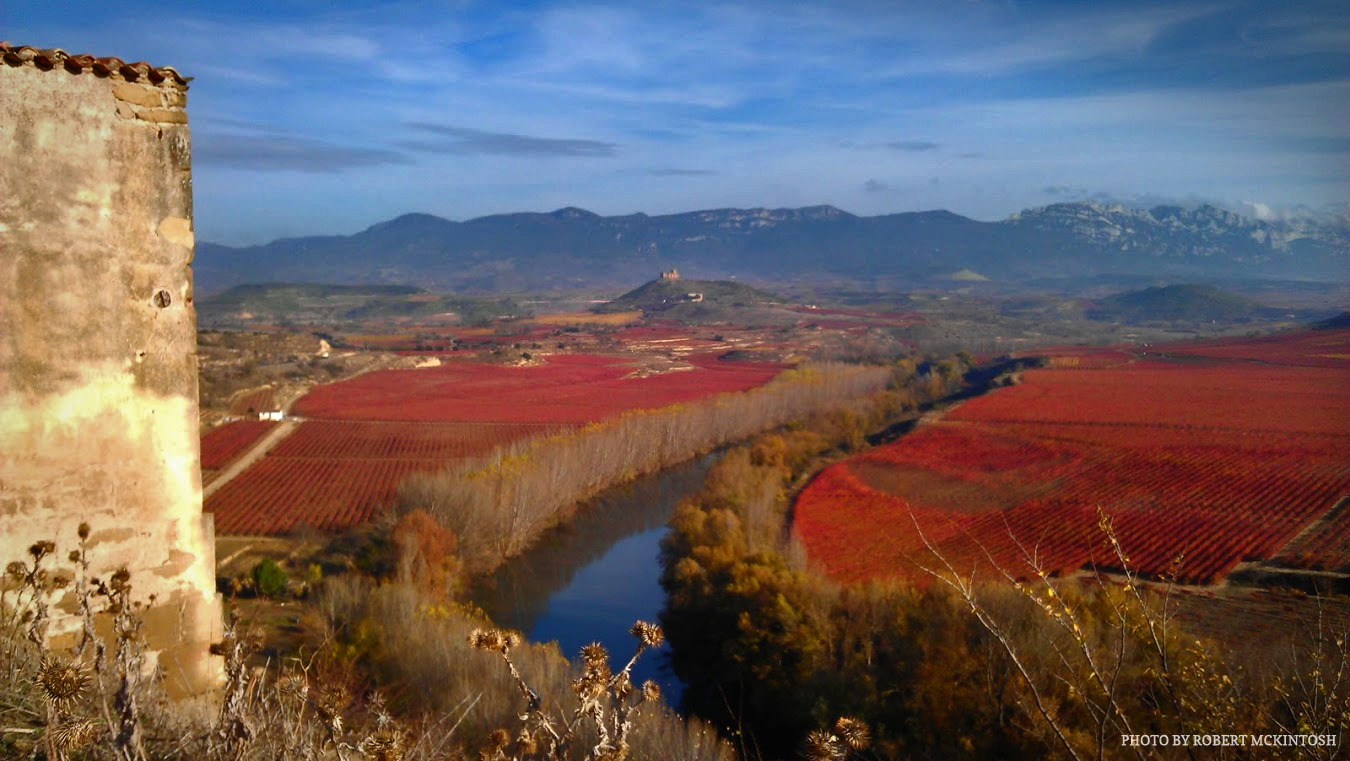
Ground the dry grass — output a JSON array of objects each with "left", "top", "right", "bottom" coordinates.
[
  {"left": 316, "top": 576, "right": 734, "bottom": 760},
  {"left": 1, "top": 528, "right": 731, "bottom": 760}
]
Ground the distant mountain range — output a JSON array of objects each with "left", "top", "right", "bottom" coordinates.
[{"left": 196, "top": 201, "right": 1348, "bottom": 293}]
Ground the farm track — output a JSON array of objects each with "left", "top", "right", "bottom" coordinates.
[{"left": 203, "top": 421, "right": 298, "bottom": 500}]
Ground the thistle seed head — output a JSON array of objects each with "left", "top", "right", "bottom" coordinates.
[
  {"left": 278, "top": 672, "right": 309, "bottom": 699},
  {"left": 38, "top": 657, "right": 90, "bottom": 708},
  {"left": 359, "top": 728, "right": 405, "bottom": 761},
  {"left": 109, "top": 567, "right": 131, "bottom": 593},
  {"left": 804, "top": 729, "right": 843, "bottom": 761},
  {"left": 629, "top": 620, "right": 664, "bottom": 648},
  {"left": 50, "top": 717, "right": 98, "bottom": 752},
  {"left": 469, "top": 628, "right": 516, "bottom": 653},
  {"left": 641, "top": 680, "right": 661, "bottom": 702},
  {"left": 833, "top": 717, "right": 871, "bottom": 751},
  {"left": 580, "top": 641, "right": 608, "bottom": 667}
]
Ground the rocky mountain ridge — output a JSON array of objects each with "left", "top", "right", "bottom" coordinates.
[{"left": 196, "top": 201, "right": 1347, "bottom": 292}]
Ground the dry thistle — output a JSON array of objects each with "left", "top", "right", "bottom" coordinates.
[
  {"left": 573, "top": 663, "right": 610, "bottom": 702},
  {"left": 109, "top": 567, "right": 131, "bottom": 593},
  {"left": 612, "top": 670, "right": 633, "bottom": 699},
  {"left": 581, "top": 641, "right": 608, "bottom": 666},
  {"left": 37, "top": 656, "right": 90, "bottom": 710},
  {"left": 516, "top": 730, "right": 539, "bottom": 755},
  {"left": 277, "top": 671, "right": 309, "bottom": 699},
  {"left": 29, "top": 540, "right": 55, "bottom": 560},
  {"left": 641, "top": 680, "right": 660, "bottom": 703},
  {"left": 49, "top": 717, "right": 99, "bottom": 753},
  {"left": 358, "top": 727, "right": 406, "bottom": 761},
  {"left": 469, "top": 627, "right": 520, "bottom": 654},
  {"left": 804, "top": 729, "right": 844, "bottom": 761},
  {"left": 832, "top": 717, "right": 870, "bottom": 751},
  {"left": 628, "top": 620, "right": 664, "bottom": 648}
]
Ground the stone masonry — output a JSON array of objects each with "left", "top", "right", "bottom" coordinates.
[{"left": 0, "top": 44, "right": 221, "bottom": 695}]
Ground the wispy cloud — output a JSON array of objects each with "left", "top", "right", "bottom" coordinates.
[
  {"left": 882, "top": 3, "right": 1217, "bottom": 77},
  {"left": 403, "top": 123, "right": 619, "bottom": 157},
  {"left": 1043, "top": 184, "right": 1090, "bottom": 197},
  {"left": 194, "top": 133, "right": 411, "bottom": 173},
  {"left": 887, "top": 140, "right": 940, "bottom": 152},
  {"left": 648, "top": 168, "right": 717, "bottom": 176},
  {"left": 14, "top": 0, "right": 1344, "bottom": 242}
]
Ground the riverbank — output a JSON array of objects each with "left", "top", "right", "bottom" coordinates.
[
  {"left": 401, "top": 362, "right": 895, "bottom": 575},
  {"left": 469, "top": 454, "right": 719, "bottom": 704}
]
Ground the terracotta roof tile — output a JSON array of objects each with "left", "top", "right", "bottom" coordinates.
[{"left": 0, "top": 42, "right": 188, "bottom": 86}]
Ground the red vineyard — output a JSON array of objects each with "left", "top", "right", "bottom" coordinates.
[
  {"left": 207, "top": 457, "right": 436, "bottom": 535},
  {"left": 1272, "top": 499, "right": 1350, "bottom": 573},
  {"left": 291, "top": 353, "right": 785, "bottom": 424},
  {"left": 794, "top": 330, "right": 1350, "bottom": 586},
  {"left": 1149, "top": 328, "right": 1350, "bottom": 369},
  {"left": 200, "top": 420, "right": 276, "bottom": 470},
  {"left": 268, "top": 421, "right": 567, "bottom": 460},
  {"left": 206, "top": 353, "right": 787, "bottom": 535},
  {"left": 204, "top": 421, "right": 565, "bottom": 534}
]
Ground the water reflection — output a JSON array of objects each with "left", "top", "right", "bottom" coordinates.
[{"left": 469, "top": 454, "right": 717, "bottom": 702}]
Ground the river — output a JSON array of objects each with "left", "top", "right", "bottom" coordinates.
[{"left": 468, "top": 454, "right": 717, "bottom": 703}]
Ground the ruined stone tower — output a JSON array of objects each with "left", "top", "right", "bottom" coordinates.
[{"left": 0, "top": 43, "right": 220, "bottom": 694}]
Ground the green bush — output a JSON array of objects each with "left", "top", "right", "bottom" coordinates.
[{"left": 251, "top": 558, "right": 289, "bottom": 597}]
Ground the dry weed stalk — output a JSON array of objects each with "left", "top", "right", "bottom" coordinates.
[
  {"left": 206, "top": 603, "right": 412, "bottom": 761},
  {"left": 471, "top": 619, "right": 666, "bottom": 760},
  {"left": 1268, "top": 598, "right": 1350, "bottom": 761},
  {"left": 908, "top": 506, "right": 1236, "bottom": 760},
  {"left": 4, "top": 527, "right": 419, "bottom": 761},
  {"left": 904, "top": 504, "right": 1350, "bottom": 759}
]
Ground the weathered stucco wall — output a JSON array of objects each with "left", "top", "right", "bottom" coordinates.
[{"left": 0, "top": 51, "right": 220, "bottom": 695}]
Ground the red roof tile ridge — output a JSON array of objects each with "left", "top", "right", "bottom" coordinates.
[{"left": 0, "top": 41, "right": 189, "bottom": 86}]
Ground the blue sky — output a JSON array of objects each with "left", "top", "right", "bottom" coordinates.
[{"left": 6, "top": 0, "right": 1347, "bottom": 244}]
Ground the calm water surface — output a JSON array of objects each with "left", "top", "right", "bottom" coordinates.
[{"left": 469, "top": 454, "right": 717, "bottom": 703}]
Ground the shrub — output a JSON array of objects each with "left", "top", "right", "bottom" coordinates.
[
  {"left": 251, "top": 558, "right": 289, "bottom": 598},
  {"left": 392, "top": 509, "right": 461, "bottom": 598}
]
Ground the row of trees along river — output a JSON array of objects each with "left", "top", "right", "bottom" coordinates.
[{"left": 431, "top": 356, "right": 975, "bottom": 740}]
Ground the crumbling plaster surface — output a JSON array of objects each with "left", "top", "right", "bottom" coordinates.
[{"left": 0, "top": 62, "right": 220, "bottom": 695}]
